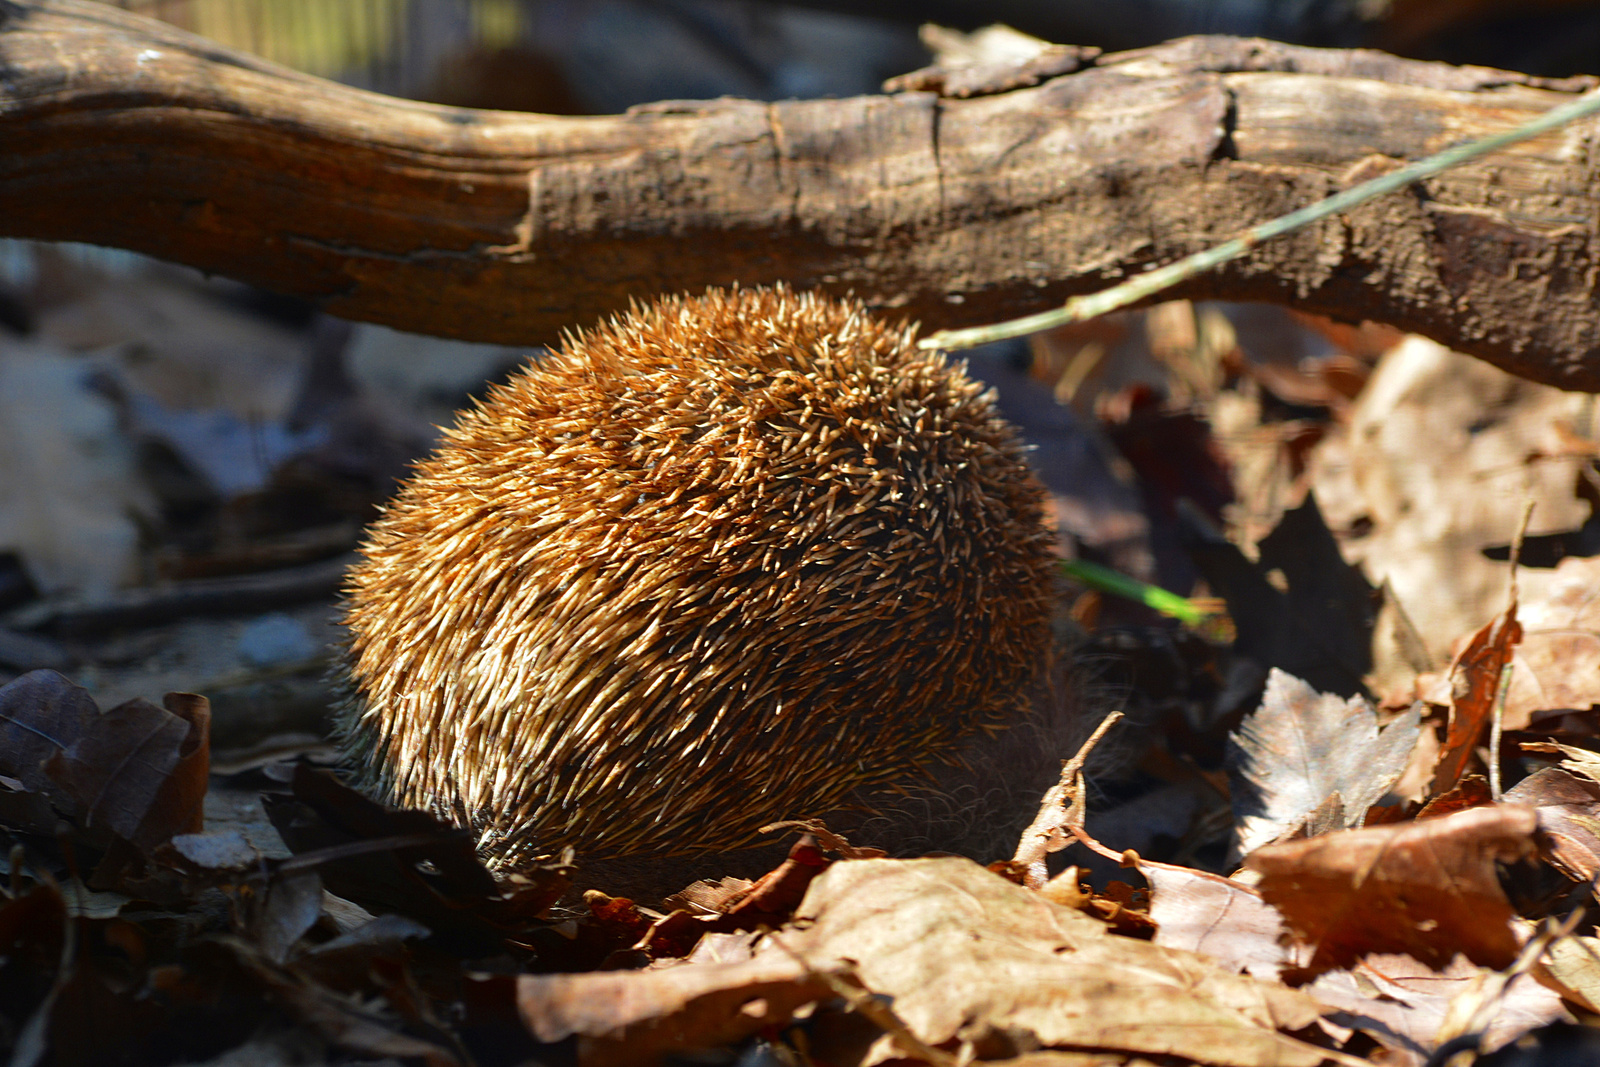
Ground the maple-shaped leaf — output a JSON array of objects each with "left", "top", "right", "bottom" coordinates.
[{"left": 1229, "top": 669, "right": 1420, "bottom": 857}]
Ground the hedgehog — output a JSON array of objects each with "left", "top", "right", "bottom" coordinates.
[{"left": 339, "top": 285, "right": 1060, "bottom": 871}]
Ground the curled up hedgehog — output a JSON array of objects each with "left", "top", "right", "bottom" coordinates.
[{"left": 339, "top": 285, "right": 1067, "bottom": 875}]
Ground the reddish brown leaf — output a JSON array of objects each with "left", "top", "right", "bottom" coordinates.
[
  {"left": 1431, "top": 605, "right": 1521, "bottom": 795},
  {"left": 1248, "top": 804, "right": 1536, "bottom": 975},
  {"left": 1414, "top": 774, "right": 1493, "bottom": 820},
  {"left": 512, "top": 955, "right": 830, "bottom": 1066},
  {"left": 144, "top": 692, "right": 210, "bottom": 846}
]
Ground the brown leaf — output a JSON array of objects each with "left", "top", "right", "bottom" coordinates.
[
  {"left": 142, "top": 691, "right": 210, "bottom": 847},
  {"left": 512, "top": 955, "right": 830, "bottom": 1066},
  {"left": 1413, "top": 774, "right": 1493, "bottom": 820},
  {"left": 1431, "top": 604, "right": 1521, "bottom": 795},
  {"left": 1229, "top": 669, "right": 1421, "bottom": 857},
  {"left": 1505, "top": 767, "right": 1600, "bottom": 886},
  {"left": 263, "top": 765, "right": 566, "bottom": 958},
  {"left": 45, "top": 696, "right": 192, "bottom": 845},
  {"left": 0, "top": 670, "right": 207, "bottom": 852},
  {"left": 769, "top": 857, "right": 1338, "bottom": 1067},
  {"left": 1248, "top": 804, "right": 1536, "bottom": 976}
]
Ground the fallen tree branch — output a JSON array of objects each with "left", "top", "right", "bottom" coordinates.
[{"left": 1, "top": 1, "right": 1597, "bottom": 387}]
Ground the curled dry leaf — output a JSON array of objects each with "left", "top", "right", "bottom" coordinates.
[
  {"left": 1431, "top": 604, "right": 1521, "bottom": 796},
  {"left": 1248, "top": 804, "right": 1537, "bottom": 975},
  {"left": 1229, "top": 669, "right": 1421, "bottom": 857},
  {"left": 766, "top": 857, "right": 1338, "bottom": 1067},
  {"left": 1504, "top": 767, "right": 1600, "bottom": 887}
]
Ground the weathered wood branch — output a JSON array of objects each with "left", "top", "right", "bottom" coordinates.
[{"left": 2, "top": 0, "right": 1598, "bottom": 387}]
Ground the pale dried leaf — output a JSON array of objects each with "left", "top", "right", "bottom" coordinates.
[
  {"left": 0, "top": 342, "right": 151, "bottom": 597},
  {"left": 1507, "top": 556, "right": 1600, "bottom": 726},
  {"left": 1540, "top": 936, "right": 1600, "bottom": 1014},
  {"left": 1307, "top": 337, "right": 1590, "bottom": 691},
  {"left": 1306, "top": 954, "right": 1568, "bottom": 1062},
  {"left": 1520, "top": 741, "right": 1600, "bottom": 784},
  {"left": 169, "top": 829, "right": 258, "bottom": 870},
  {"left": 771, "top": 857, "right": 1338, "bottom": 1067},
  {"left": 1140, "top": 858, "right": 1294, "bottom": 981},
  {"left": 1229, "top": 669, "right": 1420, "bottom": 857}
]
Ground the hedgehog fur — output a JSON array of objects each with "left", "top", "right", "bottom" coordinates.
[{"left": 339, "top": 285, "right": 1058, "bottom": 869}]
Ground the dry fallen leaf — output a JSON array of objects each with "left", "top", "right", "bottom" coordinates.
[
  {"left": 1540, "top": 935, "right": 1600, "bottom": 1014},
  {"left": 1139, "top": 857, "right": 1294, "bottom": 981},
  {"left": 0, "top": 669, "right": 209, "bottom": 851},
  {"left": 1229, "top": 669, "right": 1420, "bottom": 857},
  {"left": 1431, "top": 604, "right": 1521, "bottom": 795},
  {"left": 1248, "top": 804, "right": 1536, "bottom": 975},
  {"left": 1307, "top": 336, "right": 1589, "bottom": 692},
  {"left": 1504, "top": 766, "right": 1600, "bottom": 887},
  {"left": 1306, "top": 953, "right": 1569, "bottom": 1064},
  {"left": 1505, "top": 556, "right": 1600, "bottom": 727},
  {"left": 769, "top": 856, "right": 1342, "bottom": 1067},
  {"left": 511, "top": 955, "right": 831, "bottom": 1067}
]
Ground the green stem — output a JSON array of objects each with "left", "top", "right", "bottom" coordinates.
[{"left": 1060, "top": 558, "right": 1203, "bottom": 626}]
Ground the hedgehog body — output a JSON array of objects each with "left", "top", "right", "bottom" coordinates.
[{"left": 340, "top": 287, "right": 1057, "bottom": 869}]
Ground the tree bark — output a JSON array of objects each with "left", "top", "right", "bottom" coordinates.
[{"left": 1, "top": 1, "right": 1597, "bottom": 388}]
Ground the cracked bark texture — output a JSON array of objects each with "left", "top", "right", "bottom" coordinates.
[{"left": 1, "top": 1, "right": 1598, "bottom": 387}]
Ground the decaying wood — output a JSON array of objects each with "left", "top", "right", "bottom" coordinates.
[{"left": 1, "top": 0, "right": 1597, "bottom": 387}]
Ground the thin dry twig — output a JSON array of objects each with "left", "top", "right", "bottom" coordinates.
[
  {"left": 1429, "top": 908, "right": 1583, "bottom": 1066},
  {"left": 1012, "top": 711, "right": 1125, "bottom": 887},
  {"left": 1491, "top": 500, "right": 1536, "bottom": 801}
]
